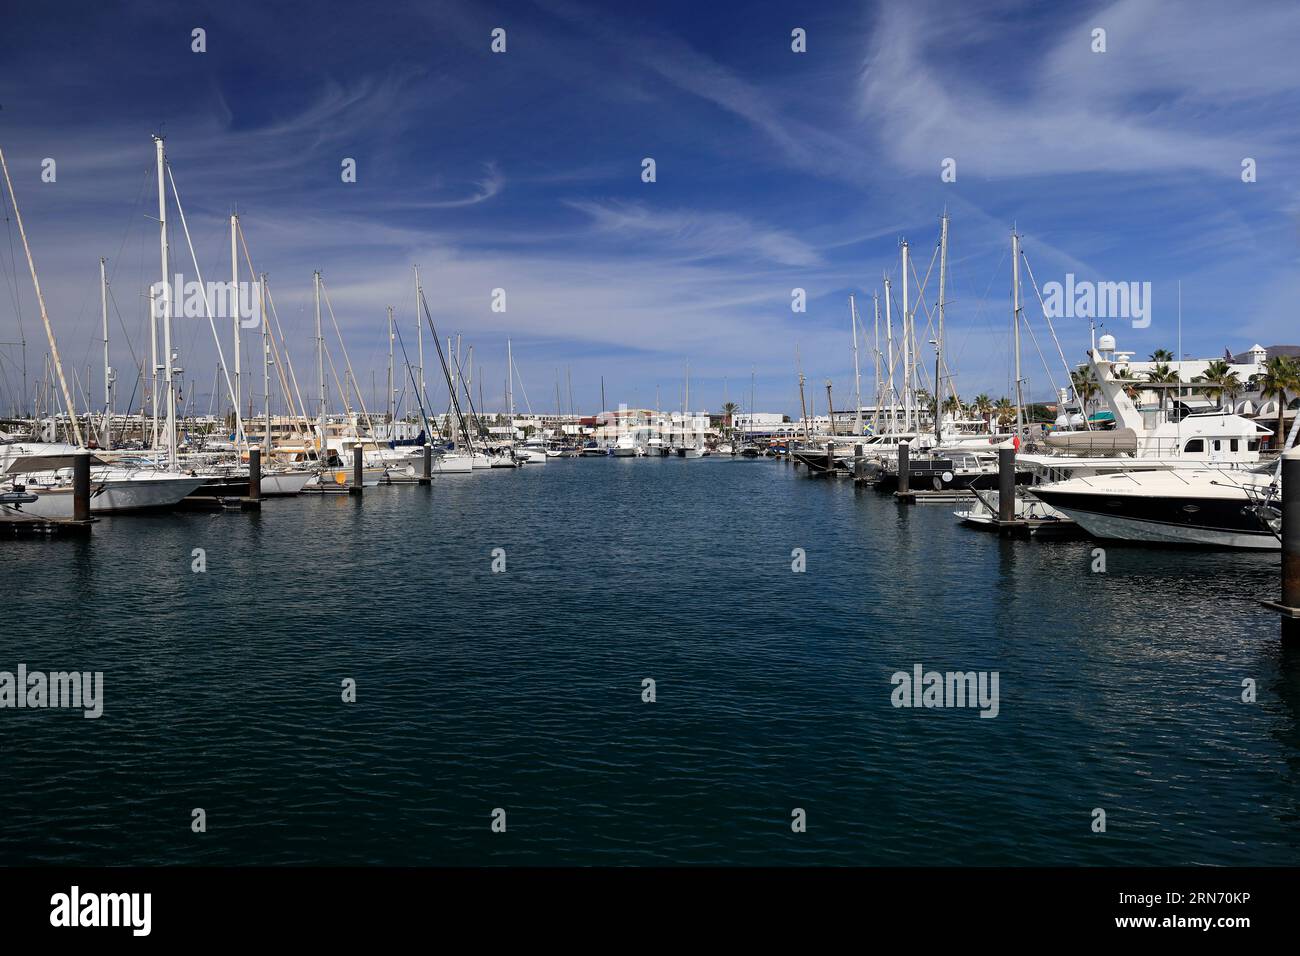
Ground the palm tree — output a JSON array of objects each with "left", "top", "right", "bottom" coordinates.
[
  {"left": 972, "top": 393, "right": 993, "bottom": 426},
  {"left": 1193, "top": 359, "right": 1233, "bottom": 409},
  {"left": 1220, "top": 370, "right": 1244, "bottom": 412},
  {"left": 1114, "top": 366, "right": 1140, "bottom": 402},
  {"left": 721, "top": 401, "right": 739, "bottom": 438},
  {"left": 1070, "top": 367, "right": 1099, "bottom": 417},
  {"left": 1146, "top": 362, "right": 1181, "bottom": 417},
  {"left": 1256, "top": 356, "right": 1300, "bottom": 448},
  {"left": 1149, "top": 348, "right": 1174, "bottom": 362},
  {"left": 993, "top": 396, "right": 1015, "bottom": 426},
  {"left": 941, "top": 395, "right": 962, "bottom": 416}
]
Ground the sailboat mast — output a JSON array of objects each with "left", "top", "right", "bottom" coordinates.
[
  {"left": 414, "top": 265, "right": 424, "bottom": 408},
  {"left": 230, "top": 213, "right": 241, "bottom": 439},
  {"left": 100, "top": 256, "right": 112, "bottom": 446},
  {"left": 1012, "top": 228, "right": 1024, "bottom": 437},
  {"left": 261, "top": 272, "right": 271, "bottom": 453},
  {"left": 850, "top": 294, "right": 862, "bottom": 436},
  {"left": 884, "top": 275, "right": 896, "bottom": 435},
  {"left": 901, "top": 239, "right": 911, "bottom": 434},
  {"left": 749, "top": 366, "right": 755, "bottom": 442},
  {"left": 798, "top": 370, "right": 809, "bottom": 445},
  {"left": 314, "top": 270, "right": 325, "bottom": 458},
  {"left": 148, "top": 287, "right": 158, "bottom": 449},
  {"left": 0, "top": 145, "right": 83, "bottom": 445},
  {"left": 153, "top": 135, "right": 176, "bottom": 468},
  {"left": 386, "top": 305, "right": 395, "bottom": 428},
  {"left": 936, "top": 212, "right": 948, "bottom": 444},
  {"left": 872, "top": 291, "right": 882, "bottom": 433}
]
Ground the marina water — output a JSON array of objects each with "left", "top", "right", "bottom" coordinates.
[{"left": 2, "top": 457, "right": 1297, "bottom": 865}]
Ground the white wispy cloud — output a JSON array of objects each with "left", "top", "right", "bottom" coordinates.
[
  {"left": 567, "top": 200, "right": 822, "bottom": 267},
  {"left": 857, "top": 0, "right": 1297, "bottom": 178}
]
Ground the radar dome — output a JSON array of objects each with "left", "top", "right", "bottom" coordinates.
[{"left": 1097, "top": 333, "right": 1117, "bottom": 351}]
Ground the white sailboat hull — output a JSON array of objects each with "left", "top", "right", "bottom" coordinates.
[
  {"left": 432, "top": 455, "right": 474, "bottom": 474},
  {"left": 1046, "top": 506, "right": 1280, "bottom": 550},
  {"left": 260, "top": 471, "right": 314, "bottom": 496},
  {"left": 9, "top": 475, "right": 204, "bottom": 518}
]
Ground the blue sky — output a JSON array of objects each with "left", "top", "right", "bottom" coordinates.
[{"left": 0, "top": 0, "right": 1297, "bottom": 418}]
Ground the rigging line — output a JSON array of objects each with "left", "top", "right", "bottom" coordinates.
[
  {"left": 165, "top": 161, "right": 245, "bottom": 447},
  {"left": 105, "top": 281, "right": 141, "bottom": 372},
  {"left": 1021, "top": 250, "right": 1088, "bottom": 421},
  {"left": 322, "top": 331, "right": 350, "bottom": 419},
  {"left": 512, "top": 352, "right": 535, "bottom": 416},
  {"left": 235, "top": 220, "right": 301, "bottom": 429},
  {"left": 0, "top": 183, "right": 26, "bottom": 329},
  {"left": 262, "top": 279, "right": 311, "bottom": 434},
  {"left": 106, "top": 163, "right": 151, "bottom": 290},
  {"left": 319, "top": 278, "right": 378, "bottom": 438},
  {"left": 391, "top": 320, "right": 435, "bottom": 443},
  {"left": 262, "top": 282, "right": 308, "bottom": 436},
  {"left": 418, "top": 289, "right": 476, "bottom": 451}
]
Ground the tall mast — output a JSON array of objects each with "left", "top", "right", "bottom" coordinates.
[
  {"left": 884, "top": 274, "right": 895, "bottom": 435},
  {"left": 0, "top": 145, "right": 84, "bottom": 446},
  {"left": 414, "top": 265, "right": 424, "bottom": 409},
  {"left": 261, "top": 272, "right": 271, "bottom": 452},
  {"left": 936, "top": 212, "right": 949, "bottom": 444},
  {"left": 230, "top": 213, "right": 241, "bottom": 440},
  {"left": 100, "top": 256, "right": 112, "bottom": 446},
  {"left": 148, "top": 286, "right": 158, "bottom": 449},
  {"left": 749, "top": 365, "right": 755, "bottom": 441},
  {"left": 872, "top": 291, "right": 882, "bottom": 433},
  {"left": 798, "top": 370, "right": 810, "bottom": 444},
  {"left": 850, "top": 294, "right": 862, "bottom": 436},
  {"left": 901, "top": 239, "right": 911, "bottom": 433},
  {"left": 507, "top": 338, "right": 514, "bottom": 423},
  {"left": 153, "top": 135, "right": 176, "bottom": 468},
  {"left": 1012, "top": 227, "right": 1024, "bottom": 437},
  {"left": 386, "top": 305, "right": 395, "bottom": 427},
  {"left": 825, "top": 381, "right": 836, "bottom": 438},
  {"left": 314, "top": 270, "right": 326, "bottom": 458}
]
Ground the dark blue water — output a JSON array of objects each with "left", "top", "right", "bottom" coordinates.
[{"left": 2, "top": 458, "right": 1298, "bottom": 865}]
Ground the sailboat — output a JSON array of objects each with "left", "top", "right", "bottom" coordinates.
[
  {"left": 676, "top": 362, "right": 704, "bottom": 457},
  {"left": 0, "top": 139, "right": 203, "bottom": 515}
]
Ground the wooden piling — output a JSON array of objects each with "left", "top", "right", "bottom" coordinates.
[
  {"left": 350, "top": 443, "right": 364, "bottom": 496},
  {"left": 73, "top": 450, "right": 90, "bottom": 522},
  {"left": 420, "top": 443, "right": 432, "bottom": 486},
  {"left": 1263, "top": 446, "right": 1300, "bottom": 640},
  {"left": 998, "top": 447, "right": 1015, "bottom": 523},
  {"left": 897, "top": 442, "right": 910, "bottom": 496},
  {"left": 248, "top": 448, "right": 261, "bottom": 501}
]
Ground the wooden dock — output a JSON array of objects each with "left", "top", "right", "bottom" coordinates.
[
  {"left": 894, "top": 489, "right": 978, "bottom": 504},
  {"left": 0, "top": 514, "right": 94, "bottom": 537}
]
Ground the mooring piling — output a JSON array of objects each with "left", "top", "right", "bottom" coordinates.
[
  {"left": 248, "top": 448, "right": 261, "bottom": 501},
  {"left": 998, "top": 446, "right": 1016, "bottom": 523},
  {"left": 350, "top": 443, "right": 364, "bottom": 496},
  {"left": 1263, "top": 446, "right": 1300, "bottom": 640}
]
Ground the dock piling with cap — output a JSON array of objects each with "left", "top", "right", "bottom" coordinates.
[
  {"left": 1263, "top": 446, "right": 1300, "bottom": 640},
  {"left": 73, "top": 450, "right": 90, "bottom": 523},
  {"left": 350, "top": 443, "right": 364, "bottom": 496}
]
